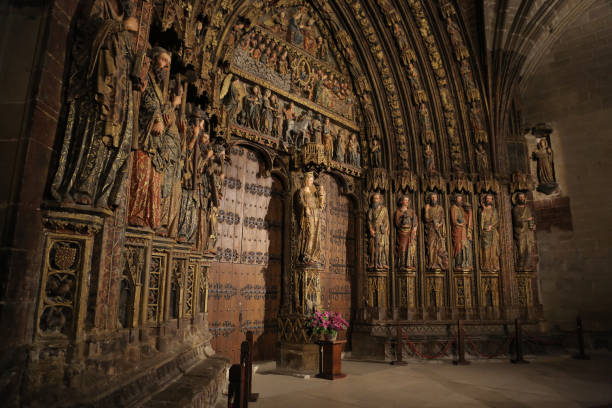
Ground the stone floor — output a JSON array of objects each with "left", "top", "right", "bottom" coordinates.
[{"left": 236, "top": 353, "right": 612, "bottom": 407}]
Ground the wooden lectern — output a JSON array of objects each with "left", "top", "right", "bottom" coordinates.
[{"left": 317, "top": 340, "right": 347, "bottom": 380}]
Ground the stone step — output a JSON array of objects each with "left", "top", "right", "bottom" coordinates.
[{"left": 143, "top": 356, "right": 229, "bottom": 408}]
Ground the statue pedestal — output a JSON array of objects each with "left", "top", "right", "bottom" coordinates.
[{"left": 277, "top": 342, "right": 320, "bottom": 374}]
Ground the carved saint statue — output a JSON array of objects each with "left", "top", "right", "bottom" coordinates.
[
  {"left": 370, "top": 138, "right": 382, "bottom": 168},
  {"left": 203, "top": 142, "right": 225, "bottom": 253},
  {"left": 194, "top": 130, "right": 212, "bottom": 251},
  {"left": 177, "top": 106, "right": 206, "bottom": 242},
  {"left": 347, "top": 133, "right": 361, "bottom": 167},
  {"left": 512, "top": 192, "right": 536, "bottom": 271},
  {"left": 424, "top": 143, "right": 436, "bottom": 173},
  {"left": 450, "top": 194, "right": 473, "bottom": 271},
  {"left": 532, "top": 139, "right": 556, "bottom": 186},
  {"left": 424, "top": 193, "right": 449, "bottom": 270},
  {"left": 395, "top": 195, "right": 417, "bottom": 270},
  {"left": 475, "top": 143, "right": 490, "bottom": 174},
  {"left": 334, "top": 129, "right": 346, "bottom": 163},
  {"left": 128, "top": 47, "right": 171, "bottom": 229},
  {"left": 322, "top": 118, "right": 334, "bottom": 160},
  {"left": 158, "top": 81, "right": 184, "bottom": 237},
  {"left": 50, "top": 0, "right": 139, "bottom": 209},
  {"left": 479, "top": 194, "right": 500, "bottom": 272},
  {"left": 367, "top": 193, "right": 389, "bottom": 270},
  {"left": 296, "top": 172, "right": 326, "bottom": 265}
]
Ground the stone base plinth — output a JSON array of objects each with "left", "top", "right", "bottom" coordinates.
[{"left": 276, "top": 342, "right": 320, "bottom": 374}]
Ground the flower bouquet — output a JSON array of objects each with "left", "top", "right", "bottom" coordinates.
[{"left": 309, "top": 310, "right": 349, "bottom": 341}]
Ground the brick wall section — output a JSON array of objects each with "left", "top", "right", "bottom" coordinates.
[
  {"left": 520, "top": 0, "right": 612, "bottom": 331},
  {"left": 0, "top": 0, "right": 76, "bottom": 349},
  {"left": 533, "top": 197, "right": 573, "bottom": 233}
]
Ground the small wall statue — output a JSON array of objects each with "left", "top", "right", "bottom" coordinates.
[
  {"left": 395, "top": 195, "right": 418, "bottom": 270},
  {"left": 296, "top": 172, "right": 326, "bottom": 265},
  {"left": 450, "top": 194, "right": 473, "bottom": 271},
  {"left": 512, "top": 192, "right": 537, "bottom": 271},
  {"left": 50, "top": 0, "right": 139, "bottom": 209},
  {"left": 532, "top": 138, "right": 557, "bottom": 194},
  {"left": 479, "top": 194, "right": 500, "bottom": 272},
  {"left": 424, "top": 192, "right": 449, "bottom": 271},
  {"left": 367, "top": 193, "right": 389, "bottom": 270}
]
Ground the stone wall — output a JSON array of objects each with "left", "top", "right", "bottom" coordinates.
[{"left": 520, "top": 0, "right": 612, "bottom": 333}]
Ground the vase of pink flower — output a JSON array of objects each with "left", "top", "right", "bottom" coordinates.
[{"left": 309, "top": 310, "right": 349, "bottom": 342}]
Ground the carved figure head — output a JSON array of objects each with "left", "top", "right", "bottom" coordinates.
[
  {"left": 372, "top": 193, "right": 383, "bottom": 207},
  {"left": 398, "top": 195, "right": 410, "bottom": 208},
  {"left": 303, "top": 172, "right": 315, "bottom": 187},
  {"left": 427, "top": 192, "right": 439, "bottom": 206}
]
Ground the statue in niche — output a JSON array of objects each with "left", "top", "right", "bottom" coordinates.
[
  {"left": 347, "top": 133, "right": 361, "bottom": 167},
  {"left": 424, "top": 143, "right": 436, "bottom": 172},
  {"left": 313, "top": 70, "right": 326, "bottom": 105},
  {"left": 445, "top": 15, "right": 463, "bottom": 50},
  {"left": 260, "top": 89, "right": 273, "bottom": 134},
  {"left": 475, "top": 143, "right": 490, "bottom": 174},
  {"left": 532, "top": 138, "right": 557, "bottom": 193},
  {"left": 479, "top": 194, "right": 500, "bottom": 272},
  {"left": 512, "top": 192, "right": 536, "bottom": 271},
  {"left": 270, "top": 95, "right": 282, "bottom": 138},
  {"left": 287, "top": 8, "right": 305, "bottom": 46},
  {"left": 244, "top": 85, "right": 262, "bottom": 131},
  {"left": 322, "top": 120, "right": 334, "bottom": 161},
  {"left": 220, "top": 75, "right": 245, "bottom": 125},
  {"left": 128, "top": 47, "right": 172, "bottom": 229},
  {"left": 177, "top": 107, "right": 207, "bottom": 243},
  {"left": 203, "top": 142, "right": 225, "bottom": 253},
  {"left": 158, "top": 81, "right": 184, "bottom": 238},
  {"left": 368, "top": 193, "right": 390, "bottom": 270},
  {"left": 418, "top": 102, "right": 433, "bottom": 143},
  {"left": 315, "top": 37, "right": 328, "bottom": 60},
  {"left": 278, "top": 49, "right": 289, "bottom": 76},
  {"left": 424, "top": 192, "right": 449, "bottom": 270},
  {"left": 395, "top": 195, "right": 418, "bottom": 270},
  {"left": 334, "top": 129, "right": 346, "bottom": 163},
  {"left": 469, "top": 103, "right": 486, "bottom": 136},
  {"left": 303, "top": 17, "right": 316, "bottom": 53},
  {"left": 50, "top": 0, "right": 139, "bottom": 209},
  {"left": 450, "top": 194, "right": 473, "bottom": 271},
  {"left": 370, "top": 138, "right": 382, "bottom": 168},
  {"left": 296, "top": 172, "right": 326, "bottom": 265},
  {"left": 194, "top": 129, "right": 212, "bottom": 251},
  {"left": 310, "top": 114, "right": 322, "bottom": 144},
  {"left": 361, "top": 93, "right": 377, "bottom": 138},
  {"left": 407, "top": 61, "right": 422, "bottom": 90}
]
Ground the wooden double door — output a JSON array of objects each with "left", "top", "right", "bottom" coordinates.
[{"left": 208, "top": 148, "right": 355, "bottom": 362}]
